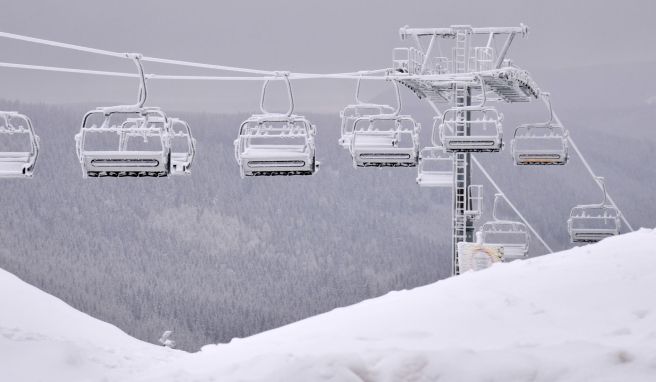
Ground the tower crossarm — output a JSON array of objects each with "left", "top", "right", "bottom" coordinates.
[
  {"left": 392, "top": 24, "right": 537, "bottom": 104},
  {"left": 399, "top": 25, "right": 529, "bottom": 39},
  {"left": 399, "top": 24, "right": 527, "bottom": 72},
  {"left": 391, "top": 67, "right": 540, "bottom": 104}
]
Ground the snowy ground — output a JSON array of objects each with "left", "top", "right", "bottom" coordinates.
[{"left": 2, "top": 229, "right": 656, "bottom": 381}]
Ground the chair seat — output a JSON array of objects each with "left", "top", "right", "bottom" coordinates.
[
  {"left": 353, "top": 134, "right": 397, "bottom": 147},
  {"left": 0, "top": 152, "right": 31, "bottom": 162},
  {"left": 417, "top": 172, "right": 453, "bottom": 187},
  {"left": 171, "top": 153, "right": 191, "bottom": 162},
  {"left": 0, "top": 161, "right": 28, "bottom": 175}
]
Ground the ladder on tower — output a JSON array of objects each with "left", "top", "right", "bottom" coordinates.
[{"left": 451, "top": 27, "right": 473, "bottom": 276}]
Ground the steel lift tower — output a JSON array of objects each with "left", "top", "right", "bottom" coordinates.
[{"left": 392, "top": 25, "right": 538, "bottom": 275}]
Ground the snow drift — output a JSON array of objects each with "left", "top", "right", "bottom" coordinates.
[{"left": 3, "top": 229, "right": 656, "bottom": 381}]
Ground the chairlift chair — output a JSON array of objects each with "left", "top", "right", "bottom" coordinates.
[
  {"left": 479, "top": 194, "right": 530, "bottom": 261},
  {"left": 76, "top": 108, "right": 172, "bottom": 177},
  {"left": 511, "top": 93, "right": 569, "bottom": 165},
  {"left": 0, "top": 111, "right": 39, "bottom": 178},
  {"left": 466, "top": 184, "right": 484, "bottom": 220},
  {"left": 438, "top": 76, "right": 503, "bottom": 152},
  {"left": 416, "top": 146, "right": 453, "bottom": 187},
  {"left": 169, "top": 118, "right": 196, "bottom": 175},
  {"left": 350, "top": 114, "right": 420, "bottom": 167},
  {"left": 234, "top": 74, "right": 318, "bottom": 177},
  {"left": 340, "top": 104, "right": 395, "bottom": 148},
  {"left": 75, "top": 54, "right": 180, "bottom": 178},
  {"left": 339, "top": 76, "right": 397, "bottom": 149},
  {"left": 568, "top": 177, "right": 621, "bottom": 242},
  {"left": 349, "top": 79, "right": 420, "bottom": 167}
]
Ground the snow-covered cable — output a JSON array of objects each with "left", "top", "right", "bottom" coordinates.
[
  {"left": 0, "top": 61, "right": 141, "bottom": 78},
  {"left": 0, "top": 31, "right": 126, "bottom": 59},
  {"left": 0, "top": 61, "right": 281, "bottom": 80},
  {"left": 0, "top": 30, "right": 277, "bottom": 75},
  {"left": 0, "top": 60, "right": 477, "bottom": 83},
  {"left": 427, "top": 99, "right": 554, "bottom": 254},
  {"left": 0, "top": 30, "right": 394, "bottom": 79}
]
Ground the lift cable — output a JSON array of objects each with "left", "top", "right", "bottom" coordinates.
[
  {"left": 545, "top": 98, "right": 634, "bottom": 232},
  {"left": 0, "top": 31, "right": 390, "bottom": 79},
  {"left": 0, "top": 31, "right": 482, "bottom": 82},
  {"left": 0, "top": 60, "right": 480, "bottom": 83}
]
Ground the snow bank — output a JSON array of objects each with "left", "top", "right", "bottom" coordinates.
[
  {"left": 0, "top": 268, "right": 181, "bottom": 382},
  {"left": 139, "top": 229, "right": 656, "bottom": 381},
  {"left": 2, "top": 229, "right": 656, "bottom": 381}
]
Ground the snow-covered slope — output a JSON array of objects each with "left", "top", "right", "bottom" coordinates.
[
  {"left": 0, "top": 268, "right": 182, "bottom": 381},
  {"left": 3, "top": 229, "right": 656, "bottom": 381}
]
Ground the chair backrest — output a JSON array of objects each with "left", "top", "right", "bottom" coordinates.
[
  {"left": 439, "top": 106, "right": 503, "bottom": 139},
  {"left": 78, "top": 108, "right": 171, "bottom": 157},
  {"left": 0, "top": 112, "right": 39, "bottom": 156}
]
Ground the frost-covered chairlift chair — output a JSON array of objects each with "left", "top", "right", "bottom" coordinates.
[
  {"left": 568, "top": 177, "right": 621, "bottom": 243},
  {"left": 438, "top": 76, "right": 503, "bottom": 152},
  {"left": 234, "top": 73, "right": 319, "bottom": 177},
  {"left": 479, "top": 193, "right": 530, "bottom": 261},
  {"left": 76, "top": 54, "right": 196, "bottom": 178},
  {"left": 339, "top": 76, "right": 396, "bottom": 149},
  {"left": 75, "top": 53, "right": 196, "bottom": 178},
  {"left": 0, "top": 111, "right": 40, "bottom": 178},
  {"left": 416, "top": 119, "right": 454, "bottom": 189},
  {"left": 77, "top": 108, "right": 172, "bottom": 177},
  {"left": 417, "top": 112, "right": 455, "bottom": 187},
  {"left": 169, "top": 118, "right": 196, "bottom": 175},
  {"left": 349, "top": 79, "right": 420, "bottom": 167},
  {"left": 511, "top": 92, "right": 569, "bottom": 165}
]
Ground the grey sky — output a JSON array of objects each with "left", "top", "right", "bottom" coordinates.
[{"left": 1, "top": 0, "right": 655, "bottom": 112}]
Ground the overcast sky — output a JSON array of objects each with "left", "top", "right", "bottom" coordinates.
[{"left": 1, "top": 0, "right": 655, "bottom": 112}]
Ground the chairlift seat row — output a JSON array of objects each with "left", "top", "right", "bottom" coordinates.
[{"left": 0, "top": 111, "right": 40, "bottom": 178}]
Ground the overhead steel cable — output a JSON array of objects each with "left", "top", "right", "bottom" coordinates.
[
  {"left": 0, "top": 30, "right": 391, "bottom": 79},
  {"left": 545, "top": 99, "right": 634, "bottom": 232},
  {"left": 0, "top": 60, "right": 476, "bottom": 82}
]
